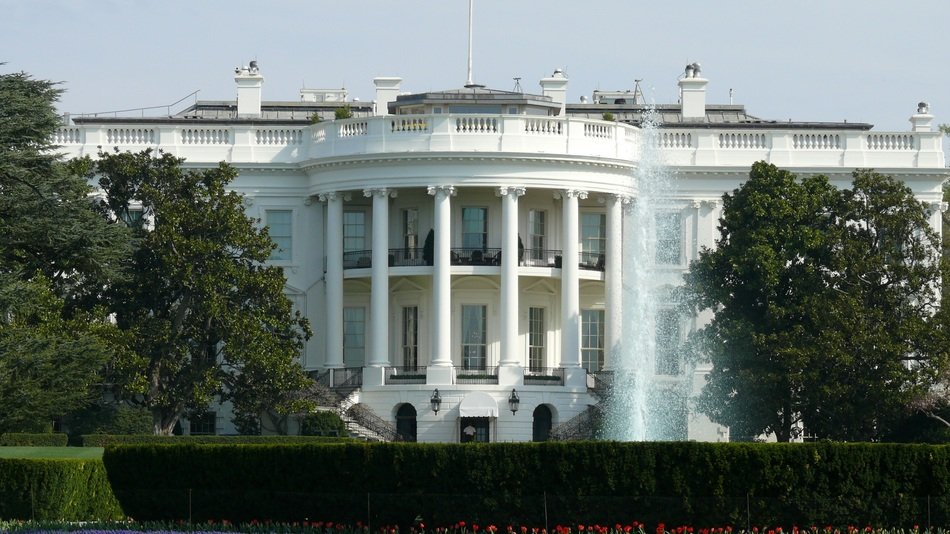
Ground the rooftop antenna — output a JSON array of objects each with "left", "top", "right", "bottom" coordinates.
[
  {"left": 513, "top": 77, "right": 523, "bottom": 93},
  {"left": 632, "top": 79, "right": 645, "bottom": 105},
  {"left": 465, "top": 0, "right": 476, "bottom": 87},
  {"left": 729, "top": 88, "right": 734, "bottom": 105}
]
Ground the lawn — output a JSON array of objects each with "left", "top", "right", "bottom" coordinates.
[{"left": 0, "top": 446, "right": 103, "bottom": 459}]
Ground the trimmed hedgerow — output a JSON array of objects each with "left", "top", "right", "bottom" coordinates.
[
  {"left": 0, "top": 458, "right": 123, "bottom": 520},
  {"left": 0, "top": 433, "right": 69, "bottom": 446},
  {"left": 102, "top": 441, "right": 950, "bottom": 526},
  {"left": 81, "top": 434, "right": 352, "bottom": 447}
]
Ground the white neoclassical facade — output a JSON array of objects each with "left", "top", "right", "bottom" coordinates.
[{"left": 56, "top": 62, "right": 947, "bottom": 442}]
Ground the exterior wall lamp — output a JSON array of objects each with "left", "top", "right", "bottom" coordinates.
[
  {"left": 430, "top": 389, "right": 442, "bottom": 414},
  {"left": 508, "top": 388, "right": 520, "bottom": 415}
]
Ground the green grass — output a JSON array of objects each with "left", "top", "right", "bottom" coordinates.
[{"left": 0, "top": 446, "right": 103, "bottom": 459}]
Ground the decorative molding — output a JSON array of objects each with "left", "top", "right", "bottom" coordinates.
[
  {"left": 363, "top": 187, "right": 397, "bottom": 199},
  {"left": 427, "top": 185, "right": 457, "bottom": 197},
  {"left": 496, "top": 186, "right": 526, "bottom": 198},
  {"left": 555, "top": 189, "right": 588, "bottom": 200},
  {"left": 701, "top": 199, "right": 720, "bottom": 210}
]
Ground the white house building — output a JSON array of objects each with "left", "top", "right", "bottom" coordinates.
[{"left": 55, "top": 61, "right": 947, "bottom": 442}]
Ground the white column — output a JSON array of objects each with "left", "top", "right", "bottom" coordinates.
[
  {"left": 560, "top": 189, "right": 586, "bottom": 368},
  {"left": 428, "top": 185, "right": 455, "bottom": 367},
  {"left": 321, "top": 192, "right": 345, "bottom": 368},
  {"left": 498, "top": 186, "right": 525, "bottom": 366},
  {"left": 365, "top": 188, "right": 393, "bottom": 367},
  {"left": 604, "top": 194, "right": 627, "bottom": 370}
]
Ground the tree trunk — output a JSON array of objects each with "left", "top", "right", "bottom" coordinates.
[{"left": 152, "top": 408, "right": 179, "bottom": 436}]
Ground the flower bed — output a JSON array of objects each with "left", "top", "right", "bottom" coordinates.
[{"left": 0, "top": 521, "right": 944, "bottom": 534}]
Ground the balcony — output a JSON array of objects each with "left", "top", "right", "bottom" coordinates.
[
  {"left": 343, "top": 247, "right": 605, "bottom": 272},
  {"left": 524, "top": 367, "right": 565, "bottom": 386}
]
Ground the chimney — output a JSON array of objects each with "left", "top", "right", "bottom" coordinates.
[
  {"left": 540, "top": 68, "right": 569, "bottom": 116},
  {"left": 374, "top": 77, "right": 402, "bottom": 116},
  {"left": 910, "top": 101, "right": 934, "bottom": 132},
  {"left": 678, "top": 62, "right": 707, "bottom": 121},
  {"left": 234, "top": 61, "right": 264, "bottom": 118}
]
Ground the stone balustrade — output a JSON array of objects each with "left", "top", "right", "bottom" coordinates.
[{"left": 52, "top": 117, "right": 944, "bottom": 170}]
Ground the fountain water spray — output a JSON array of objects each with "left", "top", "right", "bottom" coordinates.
[{"left": 601, "top": 108, "right": 686, "bottom": 441}]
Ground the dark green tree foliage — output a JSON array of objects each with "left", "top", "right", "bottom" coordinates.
[
  {"left": 85, "top": 149, "right": 312, "bottom": 435},
  {"left": 0, "top": 71, "right": 128, "bottom": 432},
  {"left": 686, "top": 162, "right": 946, "bottom": 441}
]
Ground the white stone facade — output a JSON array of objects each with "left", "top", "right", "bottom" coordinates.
[{"left": 57, "top": 64, "right": 947, "bottom": 442}]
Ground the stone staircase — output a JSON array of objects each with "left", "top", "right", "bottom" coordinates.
[{"left": 306, "top": 372, "right": 398, "bottom": 441}]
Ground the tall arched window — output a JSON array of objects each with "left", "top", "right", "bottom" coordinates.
[
  {"left": 396, "top": 403, "right": 417, "bottom": 442},
  {"left": 533, "top": 405, "right": 553, "bottom": 442}
]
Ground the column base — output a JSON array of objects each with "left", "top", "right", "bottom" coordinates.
[
  {"left": 497, "top": 365, "right": 524, "bottom": 387},
  {"left": 362, "top": 366, "right": 386, "bottom": 387},
  {"left": 563, "top": 367, "right": 589, "bottom": 388},
  {"left": 426, "top": 365, "right": 454, "bottom": 386}
]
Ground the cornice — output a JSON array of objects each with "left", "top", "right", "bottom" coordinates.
[{"left": 300, "top": 152, "right": 635, "bottom": 173}]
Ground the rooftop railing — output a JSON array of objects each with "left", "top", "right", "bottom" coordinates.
[{"left": 53, "top": 118, "right": 944, "bottom": 170}]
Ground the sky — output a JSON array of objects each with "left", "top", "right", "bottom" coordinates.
[{"left": 3, "top": 0, "right": 950, "bottom": 132}]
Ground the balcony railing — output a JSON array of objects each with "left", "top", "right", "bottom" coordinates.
[
  {"left": 343, "top": 250, "right": 372, "bottom": 269},
  {"left": 522, "top": 248, "right": 561, "bottom": 268},
  {"left": 456, "top": 366, "right": 499, "bottom": 385},
  {"left": 451, "top": 247, "right": 502, "bottom": 266},
  {"left": 579, "top": 251, "right": 605, "bottom": 271},
  {"left": 524, "top": 367, "right": 565, "bottom": 386},
  {"left": 385, "top": 366, "right": 426, "bottom": 385},
  {"left": 344, "top": 247, "right": 605, "bottom": 272}
]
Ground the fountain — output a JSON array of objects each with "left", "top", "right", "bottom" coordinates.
[{"left": 601, "top": 108, "right": 689, "bottom": 441}]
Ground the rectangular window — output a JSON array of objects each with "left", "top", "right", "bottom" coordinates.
[
  {"left": 655, "top": 309, "right": 682, "bottom": 375},
  {"left": 655, "top": 212, "right": 682, "bottom": 265},
  {"left": 189, "top": 411, "right": 217, "bottom": 435},
  {"left": 581, "top": 309, "right": 605, "bottom": 372},
  {"left": 528, "top": 209, "right": 546, "bottom": 263},
  {"left": 121, "top": 208, "right": 144, "bottom": 228},
  {"left": 581, "top": 212, "right": 606, "bottom": 267},
  {"left": 403, "top": 208, "right": 419, "bottom": 257},
  {"left": 266, "top": 210, "right": 292, "bottom": 261},
  {"left": 343, "top": 211, "right": 366, "bottom": 253},
  {"left": 402, "top": 306, "right": 419, "bottom": 370},
  {"left": 343, "top": 307, "right": 366, "bottom": 366},
  {"left": 528, "top": 307, "right": 546, "bottom": 372},
  {"left": 461, "top": 304, "right": 487, "bottom": 370},
  {"left": 461, "top": 207, "right": 488, "bottom": 250}
]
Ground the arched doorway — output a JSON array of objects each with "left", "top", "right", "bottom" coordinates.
[
  {"left": 533, "top": 405, "right": 553, "bottom": 442},
  {"left": 395, "top": 403, "right": 417, "bottom": 442}
]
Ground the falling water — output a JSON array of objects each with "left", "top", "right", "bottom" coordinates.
[{"left": 601, "top": 108, "right": 682, "bottom": 441}]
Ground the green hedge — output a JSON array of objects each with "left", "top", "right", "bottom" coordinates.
[
  {"left": 0, "top": 458, "right": 123, "bottom": 520},
  {"left": 102, "top": 441, "right": 950, "bottom": 526},
  {"left": 0, "top": 433, "right": 69, "bottom": 446},
  {"left": 82, "top": 434, "right": 352, "bottom": 447}
]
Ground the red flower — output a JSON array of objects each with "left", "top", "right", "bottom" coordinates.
[
  {"left": 473, "top": 525, "right": 480, "bottom": 533},
  {"left": 624, "top": 527, "right": 632, "bottom": 533},
  {"left": 579, "top": 526, "right": 586, "bottom": 532}
]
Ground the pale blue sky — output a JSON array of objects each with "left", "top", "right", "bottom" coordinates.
[{"left": 3, "top": 1, "right": 949, "bottom": 131}]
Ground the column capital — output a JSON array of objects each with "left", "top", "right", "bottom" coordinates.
[
  {"left": 364, "top": 188, "right": 398, "bottom": 199},
  {"left": 427, "top": 185, "right": 457, "bottom": 197},
  {"left": 701, "top": 199, "right": 720, "bottom": 210},
  {"left": 554, "top": 189, "right": 588, "bottom": 200},
  {"left": 926, "top": 200, "right": 949, "bottom": 214},
  {"left": 690, "top": 199, "right": 702, "bottom": 209},
  {"left": 318, "top": 191, "right": 351, "bottom": 203},
  {"left": 496, "top": 186, "right": 526, "bottom": 198}
]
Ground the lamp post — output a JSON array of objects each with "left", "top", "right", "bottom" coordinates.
[
  {"left": 430, "top": 389, "right": 442, "bottom": 415},
  {"left": 508, "top": 388, "right": 520, "bottom": 415}
]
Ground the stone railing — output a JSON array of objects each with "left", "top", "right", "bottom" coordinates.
[
  {"left": 657, "top": 128, "right": 943, "bottom": 168},
  {"left": 52, "top": 119, "right": 943, "bottom": 170}
]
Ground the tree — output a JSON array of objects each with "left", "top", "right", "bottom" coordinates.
[
  {"left": 685, "top": 162, "right": 946, "bottom": 441},
  {"left": 84, "top": 149, "right": 312, "bottom": 435},
  {"left": 0, "top": 70, "right": 129, "bottom": 431}
]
